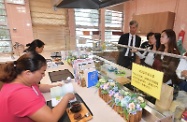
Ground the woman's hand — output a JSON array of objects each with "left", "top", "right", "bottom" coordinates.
[
  {"left": 52, "top": 83, "right": 63, "bottom": 87},
  {"left": 64, "top": 93, "right": 75, "bottom": 101},
  {"left": 29, "top": 93, "right": 75, "bottom": 122},
  {"left": 181, "top": 70, "right": 187, "bottom": 79}
]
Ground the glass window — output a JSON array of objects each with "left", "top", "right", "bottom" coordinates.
[
  {"left": 0, "top": 28, "right": 10, "bottom": 40},
  {"left": 75, "top": 9, "right": 99, "bottom": 48},
  {"left": 0, "top": 9, "right": 6, "bottom": 15},
  {"left": 0, "top": 16, "right": 7, "bottom": 24},
  {"left": 0, "top": 41, "right": 11, "bottom": 52},
  {"left": 0, "top": 2, "right": 11, "bottom": 53},
  {"left": 75, "top": 9, "right": 99, "bottom": 27},
  {"left": 105, "top": 10, "right": 123, "bottom": 43},
  {"left": 0, "top": 3, "right": 5, "bottom": 9}
]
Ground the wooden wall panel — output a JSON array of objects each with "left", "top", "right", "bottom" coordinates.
[{"left": 133, "top": 12, "right": 175, "bottom": 34}]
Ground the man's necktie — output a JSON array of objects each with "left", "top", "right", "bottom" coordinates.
[{"left": 128, "top": 35, "right": 133, "bottom": 57}]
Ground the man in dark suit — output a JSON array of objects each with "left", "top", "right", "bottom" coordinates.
[{"left": 117, "top": 20, "right": 141, "bottom": 69}]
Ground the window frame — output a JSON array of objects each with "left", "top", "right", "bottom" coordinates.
[
  {"left": 74, "top": 9, "right": 100, "bottom": 48},
  {"left": 105, "top": 9, "right": 123, "bottom": 43},
  {"left": 0, "top": 1, "right": 12, "bottom": 53}
]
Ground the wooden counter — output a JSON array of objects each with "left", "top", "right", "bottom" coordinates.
[
  {"left": 40, "top": 53, "right": 172, "bottom": 122},
  {"left": 40, "top": 61, "right": 126, "bottom": 122}
]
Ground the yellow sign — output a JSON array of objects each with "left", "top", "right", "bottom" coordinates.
[{"left": 131, "top": 63, "right": 163, "bottom": 100}]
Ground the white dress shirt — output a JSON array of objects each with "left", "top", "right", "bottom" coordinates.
[{"left": 124, "top": 34, "right": 136, "bottom": 56}]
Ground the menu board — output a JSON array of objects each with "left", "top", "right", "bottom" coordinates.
[{"left": 131, "top": 63, "right": 163, "bottom": 100}]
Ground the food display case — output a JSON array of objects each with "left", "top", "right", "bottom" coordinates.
[
  {"left": 66, "top": 39, "right": 187, "bottom": 122},
  {"left": 92, "top": 55, "right": 173, "bottom": 122}
]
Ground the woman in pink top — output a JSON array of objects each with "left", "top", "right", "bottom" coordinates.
[{"left": 0, "top": 53, "right": 75, "bottom": 122}]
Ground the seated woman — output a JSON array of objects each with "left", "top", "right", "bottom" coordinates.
[
  {"left": 0, "top": 53, "right": 75, "bottom": 122},
  {"left": 24, "top": 39, "right": 45, "bottom": 54}
]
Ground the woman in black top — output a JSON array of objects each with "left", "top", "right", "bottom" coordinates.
[{"left": 24, "top": 39, "right": 45, "bottom": 54}]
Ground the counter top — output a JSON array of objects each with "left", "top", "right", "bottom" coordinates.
[
  {"left": 40, "top": 61, "right": 125, "bottom": 122},
  {"left": 40, "top": 52, "right": 171, "bottom": 122}
]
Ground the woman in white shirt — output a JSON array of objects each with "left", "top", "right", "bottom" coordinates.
[
  {"left": 176, "top": 53, "right": 187, "bottom": 91},
  {"left": 133, "top": 32, "right": 161, "bottom": 67}
]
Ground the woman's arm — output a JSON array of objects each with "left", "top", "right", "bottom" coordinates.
[
  {"left": 29, "top": 93, "right": 75, "bottom": 122},
  {"left": 131, "top": 49, "right": 146, "bottom": 59},
  {"left": 176, "top": 59, "right": 187, "bottom": 79},
  {"left": 135, "top": 51, "right": 146, "bottom": 59},
  {"left": 181, "top": 70, "right": 187, "bottom": 79},
  {"left": 39, "top": 83, "right": 62, "bottom": 93}
]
